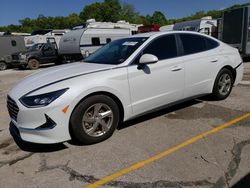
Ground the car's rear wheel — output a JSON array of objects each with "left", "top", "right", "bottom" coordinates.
[
  {"left": 28, "top": 59, "right": 40, "bottom": 70},
  {"left": 211, "top": 68, "right": 234, "bottom": 100},
  {"left": 70, "top": 95, "right": 120, "bottom": 144},
  {"left": 0, "top": 62, "right": 7, "bottom": 71}
]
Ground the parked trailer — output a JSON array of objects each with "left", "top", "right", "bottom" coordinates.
[
  {"left": 59, "top": 20, "right": 139, "bottom": 61},
  {"left": 174, "top": 16, "right": 218, "bottom": 38},
  {"left": 0, "top": 36, "right": 26, "bottom": 70},
  {"left": 222, "top": 6, "right": 250, "bottom": 57},
  {"left": 11, "top": 20, "right": 140, "bottom": 68}
]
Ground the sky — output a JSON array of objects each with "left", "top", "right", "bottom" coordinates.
[{"left": 0, "top": 0, "right": 249, "bottom": 26}]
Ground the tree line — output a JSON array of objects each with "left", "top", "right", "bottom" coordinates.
[{"left": 0, "top": 0, "right": 249, "bottom": 33}]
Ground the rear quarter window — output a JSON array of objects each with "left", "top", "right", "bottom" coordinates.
[{"left": 204, "top": 37, "right": 219, "bottom": 50}]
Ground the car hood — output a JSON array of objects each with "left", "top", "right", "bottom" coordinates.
[{"left": 9, "top": 62, "right": 116, "bottom": 98}]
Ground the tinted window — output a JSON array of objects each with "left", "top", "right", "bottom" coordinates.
[
  {"left": 91, "top": 37, "right": 100, "bottom": 46},
  {"left": 180, "top": 34, "right": 206, "bottom": 55},
  {"left": 143, "top": 35, "right": 177, "bottom": 60},
  {"left": 205, "top": 37, "right": 219, "bottom": 50},
  {"left": 11, "top": 40, "right": 17, "bottom": 47}
]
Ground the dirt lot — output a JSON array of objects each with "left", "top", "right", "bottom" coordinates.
[{"left": 0, "top": 63, "right": 250, "bottom": 188}]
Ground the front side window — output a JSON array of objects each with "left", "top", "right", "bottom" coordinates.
[
  {"left": 143, "top": 35, "right": 178, "bottom": 60},
  {"left": 179, "top": 34, "right": 206, "bottom": 55},
  {"left": 84, "top": 37, "right": 148, "bottom": 65},
  {"left": 43, "top": 43, "right": 53, "bottom": 51},
  {"left": 29, "top": 43, "right": 43, "bottom": 51}
]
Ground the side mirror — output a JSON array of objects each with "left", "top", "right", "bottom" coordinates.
[{"left": 139, "top": 54, "right": 158, "bottom": 65}]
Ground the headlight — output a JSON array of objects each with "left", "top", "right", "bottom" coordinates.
[{"left": 20, "top": 88, "right": 69, "bottom": 108}]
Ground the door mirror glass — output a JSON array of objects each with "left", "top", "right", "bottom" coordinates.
[{"left": 139, "top": 54, "right": 158, "bottom": 64}]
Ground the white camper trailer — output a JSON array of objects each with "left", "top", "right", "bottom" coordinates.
[
  {"left": 24, "top": 29, "right": 69, "bottom": 48},
  {"left": 174, "top": 16, "right": 218, "bottom": 37},
  {"left": 59, "top": 19, "right": 140, "bottom": 61}
]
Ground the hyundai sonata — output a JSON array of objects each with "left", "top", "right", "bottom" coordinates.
[{"left": 7, "top": 31, "right": 244, "bottom": 144}]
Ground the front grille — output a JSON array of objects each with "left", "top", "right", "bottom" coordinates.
[
  {"left": 7, "top": 96, "right": 19, "bottom": 122},
  {"left": 11, "top": 54, "right": 19, "bottom": 61}
]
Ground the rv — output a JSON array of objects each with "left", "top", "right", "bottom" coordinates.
[
  {"left": 222, "top": 6, "right": 250, "bottom": 57},
  {"left": 174, "top": 16, "right": 218, "bottom": 37},
  {"left": 59, "top": 19, "right": 140, "bottom": 61},
  {"left": 0, "top": 35, "right": 26, "bottom": 70},
  {"left": 24, "top": 29, "right": 69, "bottom": 48}
]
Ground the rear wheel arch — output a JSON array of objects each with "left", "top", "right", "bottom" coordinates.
[
  {"left": 211, "top": 67, "right": 234, "bottom": 100},
  {"left": 219, "top": 65, "right": 236, "bottom": 84}
]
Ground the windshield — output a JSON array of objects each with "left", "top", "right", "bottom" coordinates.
[
  {"left": 29, "top": 43, "right": 43, "bottom": 51},
  {"left": 84, "top": 37, "right": 148, "bottom": 65}
]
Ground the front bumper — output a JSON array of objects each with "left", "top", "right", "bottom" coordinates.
[{"left": 7, "top": 96, "right": 72, "bottom": 144}]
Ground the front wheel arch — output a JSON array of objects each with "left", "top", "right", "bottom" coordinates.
[
  {"left": 69, "top": 92, "right": 124, "bottom": 141},
  {"left": 71, "top": 91, "right": 125, "bottom": 123},
  {"left": 69, "top": 93, "right": 121, "bottom": 144},
  {"left": 0, "top": 61, "right": 8, "bottom": 71}
]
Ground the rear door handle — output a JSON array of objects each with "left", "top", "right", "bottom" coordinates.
[
  {"left": 171, "top": 66, "right": 182, "bottom": 72},
  {"left": 211, "top": 59, "right": 218, "bottom": 63}
]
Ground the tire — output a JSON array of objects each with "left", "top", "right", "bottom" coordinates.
[
  {"left": 70, "top": 95, "right": 120, "bottom": 144},
  {"left": 211, "top": 68, "right": 234, "bottom": 100},
  {"left": 0, "top": 62, "right": 7, "bottom": 71},
  {"left": 28, "top": 59, "right": 40, "bottom": 70}
]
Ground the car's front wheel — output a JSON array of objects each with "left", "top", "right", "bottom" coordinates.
[
  {"left": 0, "top": 62, "right": 7, "bottom": 71},
  {"left": 70, "top": 95, "right": 120, "bottom": 144},
  {"left": 211, "top": 68, "right": 234, "bottom": 100}
]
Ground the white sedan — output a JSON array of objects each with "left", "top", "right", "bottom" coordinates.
[{"left": 7, "top": 31, "right": 244, "bottom": 144}]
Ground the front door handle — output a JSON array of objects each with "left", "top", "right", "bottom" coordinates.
[{"left": 171, "top": 66, "right": 182, "bottom": 72}]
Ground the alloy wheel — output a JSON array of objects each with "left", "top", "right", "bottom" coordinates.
[
  {"left": 82, "top": 103, "right": 114, "bottom": 137},
  {"left": 218, "top": 73, "right": 232, "bottom": 96}
]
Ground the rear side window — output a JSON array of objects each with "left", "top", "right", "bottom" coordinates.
[
  {"left": 91, "top": 37, "right": 100, "bottom": 46},
  {"left": 205, "top": 37, "right": 219, "bottom": 50},
  {"left": 179, "top": 34, "right": 206, "bottom": 55},
  {"left": 143, "top": 35, "right": 177, "bottom": 60}
]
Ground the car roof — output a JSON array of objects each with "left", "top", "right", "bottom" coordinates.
[{"left": 131, "top": 31, "right": 217, "bottom": 40}]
